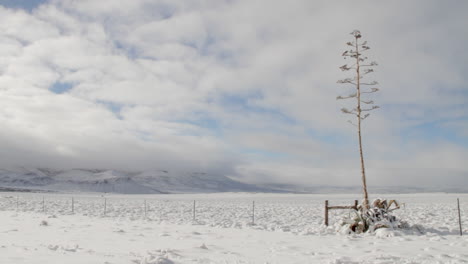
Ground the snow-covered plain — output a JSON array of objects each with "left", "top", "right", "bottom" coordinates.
[{"left": 1, "top": 192, "right": 467, "bottom": 263}]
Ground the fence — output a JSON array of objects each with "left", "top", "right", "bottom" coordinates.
[
  {"left": 6, "top": 196, "right": 261, "bottom": 226},
  {"left": 0, "top": 194, "right": 328, "bottom": 230},
  {"left": 324, "top": 200, "right": 358, "bottom": 226},
  {"left": 1, "top": 193, "right": 465, "bottom": 235}
]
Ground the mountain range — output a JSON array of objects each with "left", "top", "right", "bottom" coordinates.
[
  {"left": 1, "top": 168, "right": 466, "bottom": 194},
  {"left": 0, "top": 168, "right": 275, "bottom": 194}
]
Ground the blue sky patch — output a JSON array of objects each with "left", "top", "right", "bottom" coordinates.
[
  {"left": 402, "top": 118, "right": 468, "bottom": 147},
  {"left": 50, "top": 82, "right": 73, "bottom": 94},
  {"left": 97, "top": 100, "right": 125, "bottom": 120},
  {"left": 174, "top": 114, "right": 222, "bottom": 138},
  {"left": 306, "top": 128, "right": 353, "bottom": 146},
  {"left": 220, "top": 93, "right": 296, "bottom": 125},
  {"left": 0, "top": 0, "right": 47, "bottom": 12}
]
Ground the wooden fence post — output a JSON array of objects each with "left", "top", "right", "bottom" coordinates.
[
  {"left": 193, "top": 200, "right": 196, "bottom": 221},
  {"left": 325, "top": 200, "right": 329, "bottom": 226},
  {"left": 159, "top": 201, "right": 162, "bottom": 220},
  {"left": 252, "top": 201, "right": 255, "bottom": 225},
  {"left": 458, "top": 198, "right": 463, "bottom": 236},
  {"left": 354, "top": 200, "right": 358, "bottom": 210}
]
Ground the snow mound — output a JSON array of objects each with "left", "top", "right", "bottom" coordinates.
[{"left": 139, "top": 249, "right": 180, "bottom": 264}]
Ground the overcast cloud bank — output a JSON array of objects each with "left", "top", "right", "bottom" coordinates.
[{"left": 0, "top": 0, "right": 467, "bottom": 188}]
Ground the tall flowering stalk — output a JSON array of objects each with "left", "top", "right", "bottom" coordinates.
[{"left": 337, "top": 30, "right": 379, "bottom": 209}]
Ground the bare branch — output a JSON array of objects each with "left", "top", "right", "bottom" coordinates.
[
  {"left": 362, "top": 88, "right": 379, "bottom": 93},
  {"left": 361, "top": 100, "right": 374, "bottom": 104},
  {"left": 341, "top": 108, "right": 358, "bottom": 115},
  {"left": 359, "top": 57, "right": 369, "bottom": 62},
  {"left": 361, "top": 105, "right": 380, "bottom": 111},
  {"left": 341, "top": 108, "right": 351, "bottom": 114},
  {"left": 342, "top": 50, "right": 359, "bottom": 57},
  {"left": 337, "top": 78, "right": 357, "bottom": 85},
  {"left": 363, "top": 69, "right": 374, "bottom": 75},
  {"left": 348, "top": 120, "right": 358, "bottom": 127},
  {"left": 339, "top": 64, "right": 353, "bottom": 71},
  {"left": 361, "top": 81, "right": 379, "bottom": 85},
  {"left": 361, "top": 113, "right": 370, "bottom": 120},
  {"left": 337, "top": 93, "right": 357, "bottom": 100},
  {"left": 361, "top": 61, "right": 378, "bottom": 67}
]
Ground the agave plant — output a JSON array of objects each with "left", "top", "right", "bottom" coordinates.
[{"left": 340, "top": 199, "right": 404, "bottom": 233}]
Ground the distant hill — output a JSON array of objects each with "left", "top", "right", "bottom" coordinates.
[
  {"left": 0, "top": 168, "right": 277, "bottom": 194},
  {"left": 1, "top": 168, "right": 466, "bottom": 194},
  {"left": 260, "top": 183, "right": 468, "bottom": 194}
]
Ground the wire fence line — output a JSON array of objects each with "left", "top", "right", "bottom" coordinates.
[
  {"left": 1, "top": 193, "right": 466, "bottom": 234},
  {"left": 0, "top": 193, "right": 329, "bottom": 231}
]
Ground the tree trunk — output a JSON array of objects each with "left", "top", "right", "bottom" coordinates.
[{"left": 355, "top": 37, "right": 369, "bottom": 209}]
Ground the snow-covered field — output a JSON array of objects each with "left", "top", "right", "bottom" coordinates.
[{"left": 1, "top": 192, "right": 467, "bottom": 263}]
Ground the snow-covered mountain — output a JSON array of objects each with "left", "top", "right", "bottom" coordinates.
[
  {"left": 2, "top": 168, "right": 466, "bottom": 194},
  {"left": 0, "top": 168, "right": 275, "bottom": 194}
]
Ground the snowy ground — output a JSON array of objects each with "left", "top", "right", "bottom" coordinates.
[{"left": 1, "top": 192, "right": 467, "bottom": 263}]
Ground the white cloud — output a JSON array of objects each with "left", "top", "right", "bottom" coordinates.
[{"left": 0, "top": 0, "right": 466, "bottom": 188}]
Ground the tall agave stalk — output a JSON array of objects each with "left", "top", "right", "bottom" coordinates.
[{"left": 337, "top": 30, "right": 380, "bottom": 209}]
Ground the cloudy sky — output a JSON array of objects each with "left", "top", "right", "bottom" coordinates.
[{"left": 0, "top": 0, "right": 467, "bottom": 188}]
